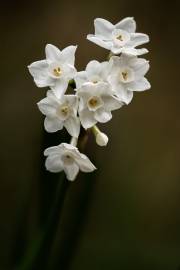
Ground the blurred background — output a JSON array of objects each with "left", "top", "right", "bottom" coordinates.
[{"left": 0, "top": 0, "right": 180, "bottom": 269}]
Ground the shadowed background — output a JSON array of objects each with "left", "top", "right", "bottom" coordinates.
[{"left": 0, "top": 0, "right": 180, "bottom": 269}]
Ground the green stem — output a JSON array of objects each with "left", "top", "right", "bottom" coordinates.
[{"left": 16, "top": 177, "right": 69, "bottom": 270}]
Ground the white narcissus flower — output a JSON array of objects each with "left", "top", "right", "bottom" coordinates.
[
  {"left": 87, "top": 17, "right": 149, "bottom": 56},
  {"left": 74, "top": 60, "right": 112, "bottom": 88},
  {"left": 44, "top": 143, "right": 96, "bottom": 181},
  {"left": 108, "top": 54, "right": 150, "bottom": 104},
  {"left": 28, "top": 44, "right": 77, "bottom": 98},
  {"left": 77, "top": 82, "right": 123, "bottom": 129},
  {"left": 37, "top": 90, "right": 80, "bottom": 138}
]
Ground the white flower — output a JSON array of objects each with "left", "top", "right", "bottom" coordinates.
[
  {"left": 44, "top": 143, "right": 96, "bottom": 181},
  {"left": 108, "top": 54, "right": 150, "bottom": 104},
  {"left": 28, "top": 44, "right": 77, "bottom": 98},
  {"left": 87, "top": 17, "right": 149, "bottom": 56},
  {"left": 37, "top": 90, "right": 80, "bottom": 138},
  {"left": 74, "top": 60, "right": 111, "bottom": 88},
  {"left": 77, "top": 82, "right": 123, "bottom": 129}
]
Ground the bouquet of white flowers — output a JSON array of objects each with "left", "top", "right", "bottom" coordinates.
[{"left": 28, "top": 17, "right": 150, "bottom": 181}]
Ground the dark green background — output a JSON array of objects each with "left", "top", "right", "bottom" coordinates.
[{"left": 0, "top": 0, "right": 180, "bottom": 269}]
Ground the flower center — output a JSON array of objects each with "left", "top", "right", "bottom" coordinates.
[
  {"left": 112, "top": 29, "right": 130, "bottom": 47},
  {"left": 87, "top": 96, "right": 104, "bottom": 111},
  {"left": 116, "top": 35, "right": 123, "bottom": 41},
  {"left": 53, "top": 67, "right": 61, "bottom": 77},
  {"left": 61, "top": 153, "right": 74, "bottom": 166},
  {"left": 119, "top": 67, "right": 134, "bottom": 83},
  {"left": 48, "top": 62, "right": 63, "bottom": 78},
  {"left": 56, "top": 104, "right": 70, "bottom": 120}
]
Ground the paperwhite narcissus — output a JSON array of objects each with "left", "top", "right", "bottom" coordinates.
[
  {"left": 108, "top": 55, "right": 150, "bottom": 104},
  {"left": 74, "top": 60, "right": 112, "bottom": 88},
  {"left": 87, "top": 17, "right": 149, "bottom": 56},
  {"left": 28, "top": 17, "right": 151, "bottom": 179},
  {"left": 37, "top": 90, "right": 80, "bottom": 138},
  {"left": 44, "top": 143, "right": 96, "bottom": 181},
  {"left": 28, "top": 44, "right": 77, "bottom": 98},
  {"left": 77, "top": 82, "right": 123, "bottom": 129}
]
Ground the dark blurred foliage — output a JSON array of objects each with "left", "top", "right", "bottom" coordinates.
[{"left": 0, "top": 0, "right": 180, "bottom": 269}]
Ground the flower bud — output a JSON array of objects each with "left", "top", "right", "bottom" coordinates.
[{"left": 96, "top": 132, "right": 108, "bottom": 146}]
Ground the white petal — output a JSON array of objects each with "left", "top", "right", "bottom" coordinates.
[
  {"left": 45, "top": 44, "right": 61, "bottom": 62},
  {"left": 51, "top": 79, "right": 68, "bottom": 99},
  {"left": 37, "top": 97, "right": 57, "bottom": 116},
  {"left": 111, "top": 46, "right": 123, "bottom": 55},
  {"left": 102, "top": 95, "right": 123, "bottom": 111},
  {"left": 64, "top": 163, "right": 79, "bottom": 181},
  {"left": 45, "top": 156, "right": 63, "bottom": 173},
  {"left": 28, "top": 60, "right": 54, "bottom": 87},
  {"left": 75, "top": 154, "right": 96, "bottom": 172},
  {"left": 115, "top": 17, "right": 136, "bottom": 33},
  {"left": 128, "top": 77, "right": 151, "bottom": 91},
  {"left": 122, "top": 47, "right": 148, "bottom": 56},
  {"left": 60, "top": 45, "right": 77, "bottom": 65},
  {"left": 64, "top": 116, "right": 80, "bottom": 138},
  {"left": 128, "top": 33, "right": 149, "bottom": 47},
  {"left": 133, "top": 60, "right": 150, "bottom": 78},
  {"left": 65, "top": 95, "right": 78, "bottom": 114},
  {"left": 79, "top": 108, "right": 97, "bottom": 129},
  {"left": 94, "top": 18, "right": 114, "bottom": 38},
  {"left": 87, "top": 35, "right": 112, "bottom": 50},
  {"left": 44, "top": 117, "right": 63, "bottom": 133},
  {"left": 113, "top": 83, "right": 133, "bottom": 104},
  {"left": 74, "top": 71, "right": 88, "bottom": 88},
  {"left": 94, "top": 108, "right": 112, "bottom": 123},
  {"left": 44, "top": 146, "right": 60, "bottom": 156},
  {"left": 28, "top": 60, "right": 48, "bottom": 76},
  {"left": 86, "top": 60, "right": 101, "bottom": 76}
]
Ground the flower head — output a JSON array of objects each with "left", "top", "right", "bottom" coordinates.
[
  {"left": 108, "top": 54, "right": 150, "bottom": 104},
  {"left": 37, "top": 90, "right": 80, "bottom": 138},
  {"left": 28, "top": 44, "right": 77, "bottom": 98},
  {"left": 87, "top": 17, "right": 149, "bottom": 55},
  {"left": 77, "top": 82, "right": 123, "bottom": 129},
  {"left": 44, "top": 143, "right": 96, "bottom": 181},
  {"left": 75, "top": 60, "right": 111, "bottom": 88}
]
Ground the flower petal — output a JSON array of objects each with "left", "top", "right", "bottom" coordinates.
[
  {"left": 115, "top": 17, "right": 136, "bottom": 33},
  {"left": 128, "top": 33, "right": 149, "bottom": 47},
  {"left": 74, "top": 71, "right": 87, "bottom": 88},
  {"left": 45, "top": 155, "right": 63, "bottom": 173},
  {"left": 94, "top": 18, "right": 114, "bottom": 38},
  {"left": 114, "top": 84, "right": 133, "bottom": 104},
  {"left": 64, "top": 163, "right": 79, "bottom": 181},
  {"left": 128, "top": 77, "right": 151, "bottom": 91},
  {"left": 44, "top": 117, "right": 63, "bottom": 133},
  {"left": 86, "top": 60, "right": 101, "bottom": 76},
  {"left": 45, "top": 44, "right": 61, "bottom": 62},
  {"left": 122, "top": 47, "right": 148, "bottom": 56},
  {"left": 44, "top": 146, "right": 60, "bottom": 156},
  {"left": 87, "top": 35, "right": 112, "bottom": 50},
  {"left": 28, "top": 60, "right": 54, "bottom": 87},
  {"left": 102, "top": 95, "right": 123, "bottom": 111},
  {"left": 94, "top": 108, "right": 112, "bottom": 123},
  {"left": 37, "top": 97, "right": 57, "bottom": 116},
  {"left": 60, "top": 45, "right": 77, "bottom": 66},
  {"left": 51, "top": 79, "right": 68, "bottom": 99},
  {"left": 79, "top": 108, "right": 97, "bottom": 129},
  {"left": 64, "top": 116, "right": 80, "bottom": 138},
  {"left": 75, "top": 153, "right": 96, "bottom": 172}
]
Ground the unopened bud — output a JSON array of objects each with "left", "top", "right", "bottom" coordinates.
[
  {"left": 96, "top": 132, "right": 108, "bottom": 146},
  {"left": 91, "top": 125, "right": 109, "bottom": 147}
]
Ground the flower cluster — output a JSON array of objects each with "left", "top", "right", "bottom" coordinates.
[{"left": 28, "top": 17, "right": 150, "bottom": 181}]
